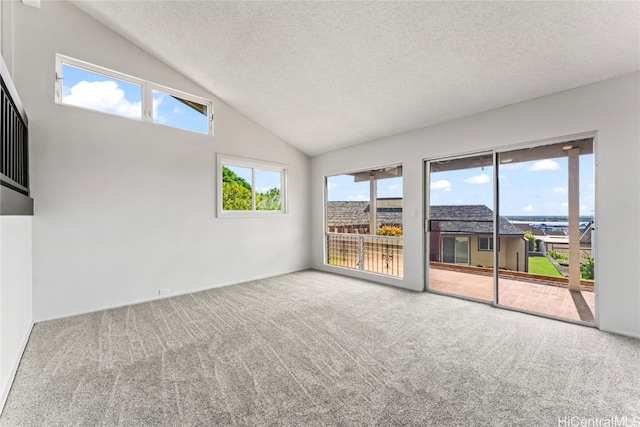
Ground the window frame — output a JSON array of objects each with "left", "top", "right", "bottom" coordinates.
[
  {"left": 217, "top": 154, "right": 288, "bottom": 217},
  {"left": 55, "top": 54, "right": 214, "bottom": 136},
  {"left": 478, "top": 236, "right": 494, "bottom": 251}
]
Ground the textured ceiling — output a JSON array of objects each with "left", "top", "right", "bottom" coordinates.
[{"left": 69, "top": 1, "right": 640, "bottom": 156}]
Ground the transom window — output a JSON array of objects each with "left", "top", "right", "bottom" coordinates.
[
  {"left": 55, "top": 54, "right": 213, "bottom": 135},
  {"left": 217, "top": 155, "right": 287, "bottom": 216}
]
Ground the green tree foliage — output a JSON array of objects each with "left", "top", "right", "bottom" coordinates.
[
  {"left": 222, "top": 166, "right": 251, "bottom": 190},
  {"left": 222, "top": 166, "right": 282, "bottom": 211},
  {"left": 222, "top": 166, "right": 252, "bottom": 210},
  {"left": 256, "top": 187, "right": 281, "bottom": 211},
  {"left": 524, "top": 230, "right": 537, "bottom": 252}
]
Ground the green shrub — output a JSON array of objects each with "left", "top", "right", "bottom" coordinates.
[
  {"left": 524, "top": 231, "right": 537, "bottom": 251},
  {"left": 580, "top": 252, "right": 595, "bottom": 280},
  {"left": 548, "top": 249, "right": 569, "bottom": 262}
]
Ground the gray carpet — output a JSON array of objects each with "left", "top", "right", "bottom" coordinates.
[{"left": 1, "top": 270, "right": 639, "bottom": 426}]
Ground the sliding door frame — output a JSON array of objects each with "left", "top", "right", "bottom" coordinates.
[
  {"left": 424, "top": 150, "right": 497, "bottom": 305},
  {"left": 423, "top": 131, "right": 599, "bottom": 327}
]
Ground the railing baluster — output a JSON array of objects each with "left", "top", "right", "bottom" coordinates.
[
  {"left": 326, "top": 232, "right": 403, "bottom": 278},
  {"left": 1, "top": 77, "right": 29, "bottom": 194}
]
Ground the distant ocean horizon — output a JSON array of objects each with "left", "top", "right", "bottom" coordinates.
[
  {"left": 505, "top": 215, "right": 594, "bottom": 223},
  {"left": 505, "top": 215, "right": 594, "bottom": 231}
]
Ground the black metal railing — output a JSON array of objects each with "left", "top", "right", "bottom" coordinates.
[
  {"left": 1, "top": 76, "right": 29, "bottom": 195},
  {"left": 326, "top": 233, "right": 403, "bottom": 278}
]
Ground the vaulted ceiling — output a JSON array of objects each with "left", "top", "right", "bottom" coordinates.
[{"left": 69, "top": 1, "right": 640, "bottom": 156}]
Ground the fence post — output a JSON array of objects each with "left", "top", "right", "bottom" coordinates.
[{"left": 357, "top": 236, "right": 364, "bottom": 270}]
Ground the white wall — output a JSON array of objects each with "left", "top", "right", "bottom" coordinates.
[
  {"left": 0, "top": 217, "right": 33, "bottom": 409},
  {"left": 11, "top": 1, "right": 310, "bottom": 321},
  {"left": 312, "top": 72, "right": 640, "bottom": 338}
]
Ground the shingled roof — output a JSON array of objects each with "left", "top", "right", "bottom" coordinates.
[
  {"left": 326, "top": 201, "right": 402, "bottom": 228},
  {"left": 430, "top": 205, "right": 523, "bottom": 235},
  {"left": 327, "top": 202, "right": 522, "bottom": 235}
]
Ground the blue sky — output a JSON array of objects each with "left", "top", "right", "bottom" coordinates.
[
  {"left": 327, "top": 175, "right": 402, "bottom": 201},
  {"left": 61, "top": 63, "right": 207, "bottom": 133},
  {"left": 226, "top": 166, "right": 281, "bottom": 193},
  {"left": 328, "top": 155, "right": 594, "bottom": 217}
]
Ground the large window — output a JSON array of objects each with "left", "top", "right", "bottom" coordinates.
[
  {"left": 218, "top": 155, "right": 287, "bottom": 216},
  {"left": 55, "top": 55, "right": 213, "bottom": 135},
  {"left": 325, "top": 164, "right": 403, "bottom": 277}
]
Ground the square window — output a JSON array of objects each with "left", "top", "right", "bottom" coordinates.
[
  {"left": 218, "top": 155, "right": 287, "bottom": 216},
  {"left": 478, "top": 237, "right": 494, "bottom": 251}
]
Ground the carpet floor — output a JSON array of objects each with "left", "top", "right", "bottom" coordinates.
[{"left": 1, "top": 270, "right": 639, "bottom": 426}]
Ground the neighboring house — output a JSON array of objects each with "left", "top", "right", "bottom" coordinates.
[
  {"left": 535, "top": 221, "right": 594, "bottom": 257},
  {"left": 429, "top": 205, "right": 527, "bottom": 272},
  {"left": 326, "top": 198, "right": 402, "bottom": 234}
]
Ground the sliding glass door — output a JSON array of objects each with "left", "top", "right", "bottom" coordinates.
[
  {"left": 426, "top": 153, "right": 495, "bottom": 302},
  {"left": 496, "top": 139, "right": 595, "bottom": 323},
  {"left": 425, "top": 137, "right": 596, "bottom": 324}
]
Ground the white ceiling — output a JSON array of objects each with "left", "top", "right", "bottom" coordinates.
[{"left": 69, "top": 1, "right": 639, "bottom": 156}]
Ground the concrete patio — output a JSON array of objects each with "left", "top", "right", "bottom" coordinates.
[{"left": 429, "top": 264, "right": 595, "bottom": 323}]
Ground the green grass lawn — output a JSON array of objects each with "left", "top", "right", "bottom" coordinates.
[{"left": 528, "top": 256, "right": 564, "bottom": 277}]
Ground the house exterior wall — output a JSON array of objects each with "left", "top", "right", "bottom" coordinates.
[
  {"left": 311, "top": 72, "right": 640, "bottom": 338},
  {"left": 469, "top": 236, "right": 493, "bottom": 268},
  {"left": 497, "top": 236, "right": 527, "bottom": 272},
  {"left": 11, "top": 1, "right": 311, "bottom": 321}
]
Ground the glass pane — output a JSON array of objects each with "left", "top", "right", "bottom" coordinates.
[
  {"left": 325, "top": 166, "right": 403, "bottom": 277},
  {"left": 427, "top": 153, "right": 494, "bottom": 302},
  {"left": 455, "top": 237, "right": 469, "bottom": 264},
  {"left": 152, "top": 89, "right": 209, "bottom": 134},
  {"left": 61, "top": 63, "right": 142, "bottom": 119},
  {"left": 255, "top": 169, "right": 282, "bottom": 211},
  {"left": 326, "top": 174, "right": 371, "bottom": 233},
  {"left": 497, "top": 139, "right": 595, "bottom": 323},
  {"left": 442, "top": 237, "right": 455, "bottom": 263},
  {"left": 222, "top": 165, "right": 252, "bottom": 210}
]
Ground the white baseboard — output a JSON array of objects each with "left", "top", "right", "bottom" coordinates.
[{"left": 0, "top": 322, "right": 34, "bottom": 415}]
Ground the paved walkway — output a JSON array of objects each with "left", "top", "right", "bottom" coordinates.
[{"left": 428, "top": 266, "right": 595, "bottom": 323}]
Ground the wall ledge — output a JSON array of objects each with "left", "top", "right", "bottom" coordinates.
[{"left": 0, "top": 186, "right": 33, "bottom": 215}]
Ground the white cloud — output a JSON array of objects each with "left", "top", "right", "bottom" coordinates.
[
  {"left": 560, "top": 202, "right": 568, "bottom": 209},
  {"left": 553, "top": 186, "right": 567, "bottom": 195},
  {"left": 465, "top": 173, "right": 490, "bottom": 184},
  {"left": 498, "top": 175, "right": 508, "bottom": 180},
  {"left": 523, "top": 205, "right": 534, "bottom": 212},
  {"left": 327, "top": 182, "right": 339, "bottom": 190},
  {"left": 455, "top": 199, "right": 464, "bottom": 204},
  {"left": 431, "top": 179, "right": 451, "bottom": 192},
  {"left": 528, "top": 159, "right": 560, "bottom": 171},
  {"left": 63, "top": 80, "right": 141, "bottom": 118},
  {"left": 152, "top": 96, "right": 165, "bottom": 123},
  {"left": 346, "top": 194, "right": 368, "bottom": 201}
]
